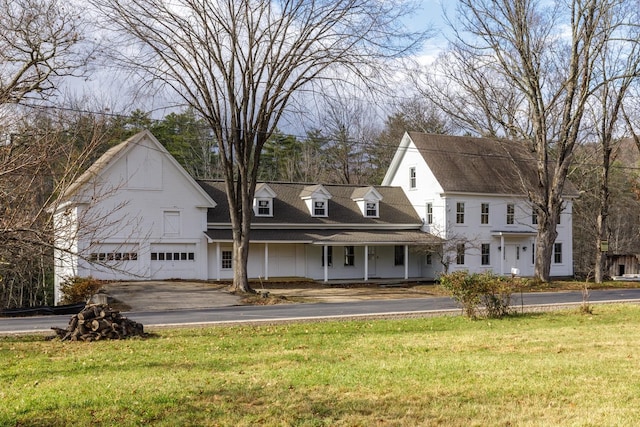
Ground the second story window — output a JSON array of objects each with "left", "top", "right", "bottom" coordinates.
[
  {"left": 456, "top": 202, "right": 465, "bottom": 224},
  {"left": 507, "top": 204, "right": 515, "bottom": 225},
  {"left": 481, "top": 203, "right": 489, "bottom": 225},
  {"left": 532, "top": 208, "right": 538, "bottom": 225},
  {"left": 313, "top": 200, "right": 326, "bottom": 217},
  {"left": 365, "top": 202, "right": 378, "bottom": 217},
  {"left": 256, "top": 199, "right": 272, "bottom": 216},
  {"left": 426, "top": 203, "right": 433, "bottom": 224},
  {"left": 409, "top": 167, "right": 416, "bottom": 189}
]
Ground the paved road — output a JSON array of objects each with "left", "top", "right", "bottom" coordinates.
[{"left": 2, "top": 288, "right": 640, "bottom": 335}]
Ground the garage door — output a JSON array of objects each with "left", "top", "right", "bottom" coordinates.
[{"left": 150, "top": 243, "right": 198, "bottom": 279}]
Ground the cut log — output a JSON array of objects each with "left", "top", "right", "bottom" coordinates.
[{"left": 50, "top": 303, "right": 146, "bottom": 342}]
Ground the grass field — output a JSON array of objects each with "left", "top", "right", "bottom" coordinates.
[{"left": 2, "top": 304, "right": 640, "bottom": 426}]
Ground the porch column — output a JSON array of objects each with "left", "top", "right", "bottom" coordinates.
[
  {"left": 364, "top": 245, "right": 369, "bottom": 281},
  {"left": 500, "top": 235, "right": 505, "bottom": 276},
  {"left": 216, "top": 242, "right": 221, "bottom": 281},
  {"left": 264, "top": 243, "right": 269, "bottom": 280},
  {"left": 323, "top": 245, "right": 329, "bottom": 283},
  {"left": 404, "top": 245, "right": 409, "bottom": 279}
]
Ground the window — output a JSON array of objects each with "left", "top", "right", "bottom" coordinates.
[
  {"left": 426, "top": 203, "right": 433, "bottom": 224},
  {"left": 456, "top": 243, "right": 465, "bottom": 265},
  {"left": 91, "top": 252, "right": 138, "bottom": 262},
  {"left": 426, "top": 253, "right": 432, "bottom": 265},
  {"left": 344, "top": 246, "right": 355, "bottom": 266},
  {"left": 553, "top": 243, "right": 562, "bottom": 264},
  {"left": 313, "top": 200, "right": 326, "bottom": 216},
  {"left": 456, "top": 202, "right": 465, "bottom": 224},
  {"left": 221, "top": 250, "right": 233, "bottom": 269},
  {"left": 151, "top": 252, "right": 195, "bottom": 262},
  {"left": 481, "top": 243, "right": 490, "bottom": 265},
  {"left": 481, "top": 203, "right": 489, "bottom": 225},
  {"left": 256, "top": 199, "right": 272, "bottom": 216},
  {"left": 394, "top": 246, "right": 405, "bottom": 266},
  {"left": 506, "top": 204, "right": 515, "bottom": 224},
  {"left": 321, "top": 246, "right": 333, "bottom": 267},
  {"left": 532, "top": 208, "right": 538, "bottom": 225},
  {"left": 409, "top": 167, "right": 416, "bottom": 189},
  {"left": 365, "top": 202, "right": 378, "bottom": 217}
]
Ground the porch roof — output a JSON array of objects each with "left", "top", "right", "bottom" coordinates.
[
  {"left": 491, "top": 230, "right": 536, "bottom": 237},
  {"left": 204, "top": 229, "right": 442, "bottom": 246}
]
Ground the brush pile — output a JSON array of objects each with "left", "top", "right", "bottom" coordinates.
[{"left": 51, "top": 304, "right": 145, "bottom": 341}]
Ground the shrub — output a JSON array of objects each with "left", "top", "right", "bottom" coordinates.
[
  {"left": 59, "top": 276, "right": 104, "bottom": 304},
  {"left": 440, "top": 271, "right": 526, "bottom": 319}
]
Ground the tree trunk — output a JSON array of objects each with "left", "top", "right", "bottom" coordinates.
[
  {"left": 534, "top": 208, "right": 559, "bottom": 282},
  {"left": 594, "top": 135, "right": 612, "bottom": 283},
  {"left": 231, "top": 238, "right": 252, "bottom": 294}
]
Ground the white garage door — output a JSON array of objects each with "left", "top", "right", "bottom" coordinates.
[{"left": 150, "top": 243, "right": 198, "bottom": 279}]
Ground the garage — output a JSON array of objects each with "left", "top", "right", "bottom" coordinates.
[{"left": 150, "top": 243, "right": 198, "bottom": 279}]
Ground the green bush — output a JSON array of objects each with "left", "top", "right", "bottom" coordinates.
[
  {"left": 440, "top": 271, "right": 526, "bottom": 319},
  {"left": 59, "top": 276, "right": 104, "bottom": 304}
]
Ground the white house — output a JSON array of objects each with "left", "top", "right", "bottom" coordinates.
[
  {"left": 52, "top": 131, "right": 442, "bottom": 302},
  {"left": 382, "top": 132, "right": 577, "bottom": 277}
]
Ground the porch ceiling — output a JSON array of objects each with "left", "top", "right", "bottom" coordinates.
[
  {"left": 205, "top": 229, "right": 442, "bottom": 246},
  {"left": 491, "top": 230, "right": 536, "bottom": 237}
]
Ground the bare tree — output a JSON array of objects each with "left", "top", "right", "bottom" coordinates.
[
  {"left": 89, "top": 0, "right": 431, "bottom": 293},
  {"left": 417, "top": 0, "right": 639, "bottom": 281},
  {"left": 0, "top": 0, "right": 89, "bottom": 104},
  {"left": 0, "top": 106, "right": 113, "bottom": 308},
  {"left": 317, "top": 95, "right": 379, "bottom": 185},
  {"left": 370, "top": 96, "right": 451, "bottom": 183},
  {"left": 587, "top": 13, "right": 640, "bottom": 283}
]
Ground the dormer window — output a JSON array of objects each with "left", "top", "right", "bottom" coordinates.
[
  {"left": 300, "top": 184, "right": 332, "bottom": 217},
  {"left": 351, "top": 186, "right": 383, "bottom": 218},
  {"left": 256, "top": 199, "right": 272, "bottom": 216},
  {"left": 253, "top": 183, "right": 277, "bottom": 217},
  {"left": 313, "top": 200, "right": 326, "bottom": 216},
  {"left": 366, "top": 201, "right": 378, "bottom": 217}
]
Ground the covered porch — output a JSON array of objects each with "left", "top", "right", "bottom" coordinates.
[{"left": 205, "top": 228, "right": 443, "bottom": 282}]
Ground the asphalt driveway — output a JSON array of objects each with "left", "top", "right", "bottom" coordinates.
[
  {"left": 102, "top": 281, "right": 242, "bottom": 311},
  {"left": 101, "top": 280, "right": 442, "bottom": 311}
]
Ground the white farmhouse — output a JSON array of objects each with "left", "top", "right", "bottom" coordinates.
[
  {"left": 382, "top": 132, "right": 577, "bottom": 277},
  {"left": 52, "top": 131, "right": 441, "bottom": 302}
]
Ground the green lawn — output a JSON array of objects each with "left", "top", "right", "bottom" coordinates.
[{"left": 2, "top": 305, "right": 640, "bottom": 426}]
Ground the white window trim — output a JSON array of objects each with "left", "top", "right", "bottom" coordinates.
[
  {"left": 312, "top": 199, "right": 328, "bottom": 217},
  {"left": 365, "top": 201, "right": 379, "bottom": 218},
  {"left": 255, "top": 198, "right": 273, "bottom": 217},
  {"left": 409, "top": 166, "right": 417, "bottom": 189}
]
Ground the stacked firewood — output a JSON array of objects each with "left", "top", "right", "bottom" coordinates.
[{"left": 51, "top": 304, "right": 145, "bottom": 341}]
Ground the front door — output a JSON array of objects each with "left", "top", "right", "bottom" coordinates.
[
  {"left": 505, "top": 244, "right": 521, "bottom": 274},
  {"left": 367, "top": 247, "right": 377, "bottom": 277}
]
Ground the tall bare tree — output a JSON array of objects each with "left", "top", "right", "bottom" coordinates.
[
  {"left": 418, "top": 0, "right": 639, "bottom": 281},
  {"left": 0, "top": 0, "right": 94, "bottom": 307},
  {"left": 0, "top": 0, "right": 88, "bottom": 104},
  {"left": 89, "top": 0, "right": 430, "bottom": 293},
  {"left": 587, "top": 10, "right": 640, "bottom": 283}
]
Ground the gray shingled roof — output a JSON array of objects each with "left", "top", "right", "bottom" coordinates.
[
  {"left": 407, "top": 132, "right": 578, "bottom": 196},
  {"left": 197, "top": 181, "right": 422, "bottom": 226}
]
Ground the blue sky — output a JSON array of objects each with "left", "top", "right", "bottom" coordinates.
[{"left": 410, "top": 0, "right": 454, "bottom": 63}]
